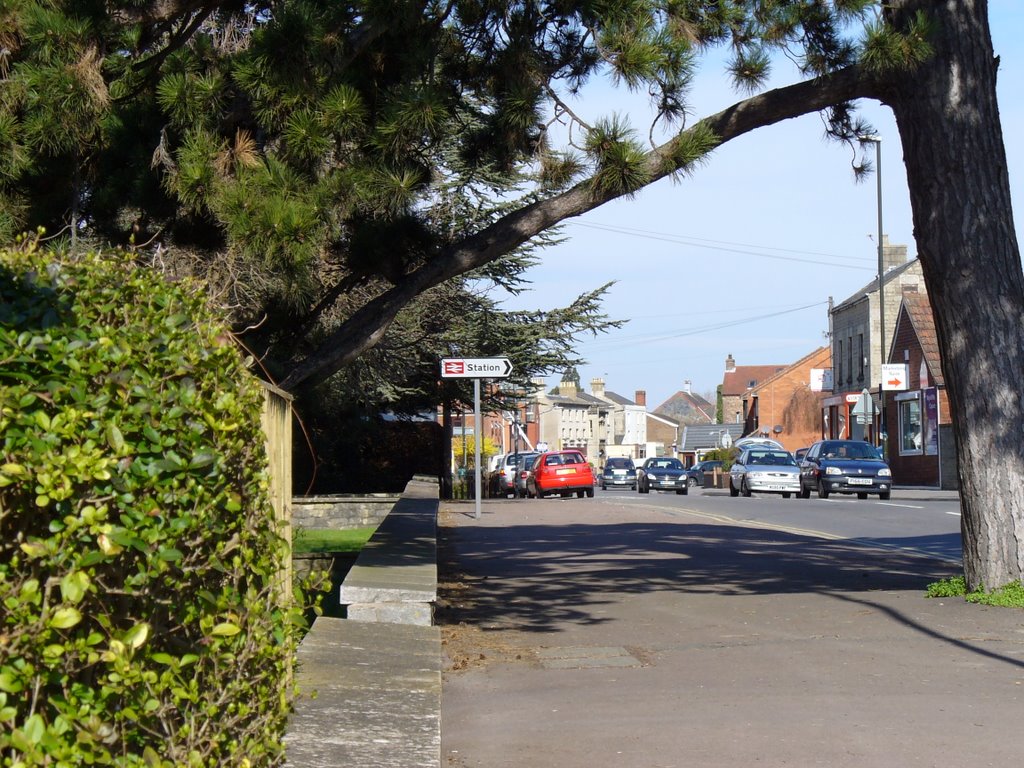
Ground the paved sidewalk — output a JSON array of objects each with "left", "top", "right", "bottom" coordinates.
[{"left": 439, "top": 498, "right": 1024, "bottom": 768}]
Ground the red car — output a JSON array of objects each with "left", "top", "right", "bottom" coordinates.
[{"left": 525, "top": 450, "right": 595, "bottom": 499}]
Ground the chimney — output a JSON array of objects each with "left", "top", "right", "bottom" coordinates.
[
  {"left": 635, "top": 390, "right": 647, "bottom": 407},
  {"left": 558, "top": 379, "right": 578, "bottom": 397},
  {"left": 881, "top": 235, "right": 908, "bottom": 273},
  {"left": 684, "top": 379, "right": 692, "bottom": 395},
  {"left": 725, "top": 354, "right": 736, "bottom": 372},
  {"left": 590, "top": 377, "right": 606, "bottom": 399}
]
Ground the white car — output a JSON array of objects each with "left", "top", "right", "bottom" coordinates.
[{"left": 729, "top": 448, "right": 800, "bottom": 498}]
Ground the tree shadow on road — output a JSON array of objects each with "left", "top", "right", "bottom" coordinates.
[{"left": 437, "top": 514, "right": 958, "bottom": 630}]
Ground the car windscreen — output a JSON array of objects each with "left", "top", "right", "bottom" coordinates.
[
  {"left": 650, "top": 459, "right": 683, "bottom": 470},
  {"left": 822, "top": 442, "right": 879, "bottom": 459},
  {"left": 745, "top": 452, "right": 795, "bottom": 465}
]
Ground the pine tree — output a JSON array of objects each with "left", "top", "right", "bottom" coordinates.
[{"left": 1, "top": 2, "right": 1021, "bottom": 588}]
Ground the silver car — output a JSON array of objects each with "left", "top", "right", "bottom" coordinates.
[{"left": 729, "top": 448, "right": 800, "bottom": 498}]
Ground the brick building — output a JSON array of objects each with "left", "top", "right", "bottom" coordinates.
[
  {"left": 720, "top": 355, "right": 786, "bottom": 426},
  {"left": 884, "top": 292, "right": 957, "bottom": 489},
  {"left": 740, "top": 346, "right": 832, "bottom": 453}
]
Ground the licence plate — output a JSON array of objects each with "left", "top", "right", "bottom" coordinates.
[
  {"left": 556, "top": 468, "right": 575, "bottom": 475},
  {"left": 765, "top": 485, "right": 788, "bottom": 491},
  {"left": 848, "top": 477, "right": 872, "bottom": 485}
]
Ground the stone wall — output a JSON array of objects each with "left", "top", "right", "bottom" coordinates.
[{"left": 292, "top": 494, "right": 399, "bottom": 530}]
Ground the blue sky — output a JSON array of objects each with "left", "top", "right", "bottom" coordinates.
[{"left": 498, "top": 5, "right": 1023, "bottom": 411}]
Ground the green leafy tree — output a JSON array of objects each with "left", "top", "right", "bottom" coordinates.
[{"left": 1, "top": 2, "right": 1022, "bottom": 589}]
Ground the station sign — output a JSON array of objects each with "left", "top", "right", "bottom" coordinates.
[{"left": 440, "top": 357, "right": 513, "bottom": 379}]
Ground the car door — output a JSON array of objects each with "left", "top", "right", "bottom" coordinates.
[{"left": 799, "top": 443, "right": 820, "bottom": 488}]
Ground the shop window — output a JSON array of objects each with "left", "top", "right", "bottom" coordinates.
[{"left": 899, "top": 398, "right": 923, "bottom": 454}]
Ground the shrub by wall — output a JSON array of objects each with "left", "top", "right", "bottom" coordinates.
[{"left": 0, "top": 241, "right": 303, "bottom": 766}]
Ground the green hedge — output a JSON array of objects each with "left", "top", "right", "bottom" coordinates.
[{"left": 0, "top": 241, "right": 305, "bottom": 766}]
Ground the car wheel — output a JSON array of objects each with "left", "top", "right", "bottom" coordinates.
[
  {"left": 782, "top": 492, "right": 791, "bottom": 499},
  {"left": 857, "top": 492, "right": 868, "bottom": 500},
  {"left": 729, "top": 479, "right": 739, "bottom": 498},
  {"left": 798, "top": 483, "right": 810, "bottom": 499},
  {"left": 586, "top": 488, "right": 594, "bottom": 498},
  {"left": 601, "top": 483, "right": 606, "bottom": 490},
  {"left": 879, "top": 490, "right": 891, "bottom": 501},
  {"left": 741, "top": 479, "right": 752, "bottom": 498},
  {"left": 681, "top": 485, "right": 688, "bottom": 496},
  {"left": 630, "top": 484, "right": 636, "bottom": 491},
  {"left": 676, "top": 489, "right": 685, "bottom": 495},
  {"left": 639, "top": 483, "right": 649, "bottom": 494},
  {"left": 577, "top": 490, "right": 585, "bottom": 498},
  {"left": 688, "top": 477, "right": 698, "bottom": 488},
  {"left": 817, "top": 479, "right": 830, "bottom": 499}
]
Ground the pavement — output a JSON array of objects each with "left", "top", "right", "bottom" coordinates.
[{"left": 438, "top": 493, "right": 1024, "bottom": 768}]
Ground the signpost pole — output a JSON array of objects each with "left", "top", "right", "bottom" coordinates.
[
  {"left": 473, "top": 377, "right": 482, "bottom": 520},
  {"left": 439, "top": 357, "right": 513, "bottom": 521}
]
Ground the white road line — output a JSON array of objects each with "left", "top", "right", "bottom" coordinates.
[
  {"left": 878, "top": 502, "right": 923, "bottom": 509},
  {"left": 946, "top": 510, "right": 962, "bottom": 517}
]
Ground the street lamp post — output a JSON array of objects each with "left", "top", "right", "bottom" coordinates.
[{"left": 863, "top": 135, "right": 886, "bottom": 451}]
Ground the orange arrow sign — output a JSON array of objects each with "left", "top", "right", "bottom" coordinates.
[{"left": 887, "top": 377, "right": 903, "bottom": 387}]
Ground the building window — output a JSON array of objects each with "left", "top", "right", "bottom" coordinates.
[
  {"left": 846, "top": 336, "right": 853, "bottom": 384},
  {"left": 836, "top": 340, "right": 843, "bottom": 385},
  {"left": 899, "top": 398, "right": 923, "bottom": 455},
  {"left": 857, "top": 334, "right": 865, "bottom": 381}
]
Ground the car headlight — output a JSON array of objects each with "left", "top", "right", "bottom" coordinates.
[
  {"left": 825, "top": 466, "right": 843, "bottom": 475},
  {"left": 747, "top": 472, "right": 766, "bottom": 480},
  {"left": 878, "top": 467, "right": 891, "bottom": 477}
]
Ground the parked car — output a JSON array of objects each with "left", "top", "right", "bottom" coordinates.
[
  {"left": 734, "top": 436, "right": 785, "bottom": 451},
  {"left": 512, "top": 452, "right": 541, "bottom": 498},
  {"left": 794, "top": 447, "right": 808, "bottom": 463},
  {"left": 526, "top": 450, "right": 595, "bottom": 499},
  {"left": 797, "top": 439, "right": 892, "bottom": 500},
  {"left": 600, "top": 457, "right": 637, "bottom": 491},
  {"left": 490, "top": 451, "right": 535, "bottom": 498},
  {"left": 685, "top": 459, "right": 723, "bottom": 488},
  {"left": 637, "top": 457, "right": 688, "bottom": 495},
  {"left": 729, "top": 448, "right": 800, "bottom": 498}
]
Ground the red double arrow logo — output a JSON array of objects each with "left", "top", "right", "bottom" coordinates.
[{"left": 443, "top": 360, "right": 465, "bottom": 375}]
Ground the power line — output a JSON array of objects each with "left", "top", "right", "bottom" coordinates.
[
  {"left": 583, "top": 300, "right": 828, "bottom": 349},
  {"left": 570, "top": 221, "right": 874, "bottom": 270}
]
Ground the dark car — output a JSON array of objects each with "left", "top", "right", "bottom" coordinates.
[
  {"left": 685, "top": 459, "right": 723, "bottom": 488},
  {"left": 512, "top": 452, "right": 541, "bottom": 498},
  {"left": 600, "top": 457, "right": 637, "bottom": 491},
  {"left": 637, "top": 457, "right": 688, "bottom": 495},
  {"left": 797, "top": 439, "right": 892, "bottom": 500},
  {"left": 526, "top": 450, "right": 595, "bottom": 499}
]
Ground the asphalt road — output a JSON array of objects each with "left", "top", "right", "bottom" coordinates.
[
  {"left": 439, "top": 491, "right": 1024, "bottom": 768},
  {"left": 593, "top": 485, "right": 963, "bottom": 563}
]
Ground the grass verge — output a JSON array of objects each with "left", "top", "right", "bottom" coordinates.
[
  {"left": 926, "top": 575, "right": 1024, "bottom": 607},
  {"left": 293, "top": 526, "right": 376, "bottom": 555}
]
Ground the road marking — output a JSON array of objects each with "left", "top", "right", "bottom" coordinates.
[
  {"left": 946, "top": 510, "right": 962, "bottom": 517},
  {"left": 878, "top": 502, "right": 923, "bottom": 509},
  {"left": 599, "top": 498, "right": 962, "bottom": 564}
]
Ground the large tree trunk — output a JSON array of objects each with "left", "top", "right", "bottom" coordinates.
[{"left": 886, "top": 0, "right": 1024, "bottom": 589}]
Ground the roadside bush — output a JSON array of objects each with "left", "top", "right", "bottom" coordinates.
[
  {"left": 701, "top": 447, "right": 739, "bottom": 471},
  {"left": 0, "top": 240, "right": 304, "bottom": 766}
]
